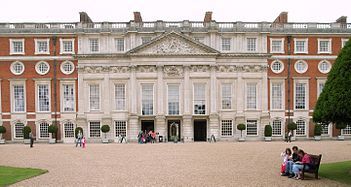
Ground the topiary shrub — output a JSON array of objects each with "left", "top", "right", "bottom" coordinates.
[
  {"left": 23, "top": 126, "right": 31, "bottom": 139},
  {"left": 336, "top": 123, "right": 347, "bottom": 136},
  {"left": 48, "top": 125, "right": 58, "bottom": 137},
  {"left": 0, "top": 126, "right": 6, "bottom": 134},
  {"left": 264, "top": 125, "right": 272, "bottom": 137},
  {"left": 101, "top": 125, "right": 110, "bottom": 139},
  {"left": 287, "top": 122, "right": 297, "bottom": 131},
  {"left": 75, "top": 127, "right": 83, "bottom": 138},
  {"left": 314, "top": 124, "right": 322, "bottom": 136},
  {"left": 237, "top": 123, "right": 246, "bottom": 138}
]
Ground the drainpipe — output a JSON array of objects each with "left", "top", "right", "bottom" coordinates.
[
  {"left": 287, "top": 35, "right": 292, "bottom": 134},
  {"left": 52, "top": 36, "right": 58, "bottom": 141}
]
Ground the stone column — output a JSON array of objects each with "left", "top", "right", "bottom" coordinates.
[
  {"left": 183, "top": 65, "right": 191, "bottom": 114},
  {"left": 182, "top": 115, "right": 193, "bottom": 142},
  {"left": 129, "top": 65, "right": 137, "bottom": 115},
  {"left": 155, "top": 115, "right": 166, "bottom": 139},
  {"left": 128, "top": 114, "right": 139, "bottom": 142}
]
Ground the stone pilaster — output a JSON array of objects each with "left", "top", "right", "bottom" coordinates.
[
  {"left": 210, "top": 65, "right": 217, "bottom": 114},
  {"left": 182, "top": 115, "right": 193, "bottom": 142},
  {"left": 76, "top": 114, "right": 87, "bottom": 136},
  {"left": 209, "top": 113, "right": 219, "bottom": 140},
  {"left": 128, "top": 114, "right": 139, "bottom": 142},
  {"left": 155, "top": 115, "right": 166, "bottom": 138},
  {"left": 156, "top": 65, "right": 164, "bottom": 115},
  {"left": 129, "top": 65, "right": 137, "bottom": 115},
  {"left": 183, "top": 65, "right": 191, "bottom": 115}
]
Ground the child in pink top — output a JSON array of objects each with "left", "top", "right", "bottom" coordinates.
[{"left": 82, "top": 136, "right": 86, "bottom": 148}]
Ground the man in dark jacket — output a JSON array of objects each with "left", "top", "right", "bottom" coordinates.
[{"left": 282, "top": 146, "right": 301, "bottom": 176}]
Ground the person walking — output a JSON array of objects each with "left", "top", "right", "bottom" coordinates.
[
  {"left": 287, "top": 130, "right": 292, "bottom": 143},
  {"left": 76, "top": 130, "right": 83, "bottom": 147},
  {"left": 29, "top": 132, "right": 34, "bottom": 148}
]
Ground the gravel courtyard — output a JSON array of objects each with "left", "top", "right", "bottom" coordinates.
[{"left": 1, "top": 141, "right": 350, "bottom": 187}]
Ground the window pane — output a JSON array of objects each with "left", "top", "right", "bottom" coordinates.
[
  {"left": 39, "top": 122, "right": 49, "bottom": 138},
  {"left": 222, "top": 38, "right": 231, "bottom": 51},
  {"left": 296, "top": 120, "right": 306, "bottom": 135},
  {"left": 168, "top": 84, "right": 179, "bottom": 115},
  {"left": 89, "top": 85, "right": 100, "bottom": 110},
  {"left": 64, "top": 122, "right": 75, "bottom": 138},
  {"left": 13, "top": 41, "right": 23, "bottom": 53},
  {"left": 194, "top": 84, "right": 206, "bottom": 114},
  {"left": 37, "top": 41, "right": 48, "bottom": 52},
  {"left": 295, "top": 41, "right": 306, "bottom": 52},
  {"left": 115, "top": 121, "right": 127, "bottom": 137},
  {"left": 115, "top": 84, "right": 126, "bottom": 110},
  {"left": 15, "top": 123, "right": 24, "bottom": 138},
  {"left": 221, "top": 120, "right": 233, "bottom": 136},
  {"left": 319, "top": 41, "right": 330, "bottom": 52},
  {"left": 295, "top": 83, "right": 306, "bottom": 109},
  {"left": 89, "top": 122, "right": 101, "bottom": 138},
  {"left": 272, "top": 120, "right": 282, "bottom": 136},
  {"left": 14, "top": 85, "right": 25, "bottom": 112},
  {"left": 38, "top": 84, "right": 50, "bottom": 112},
  {"left": 272, "top": 83, "right": 282, "bottom": 109},
  {"left": 89, "top": 39, "right": 99, "bottom": 52},
  {"left": 115, "top": 38, "right": 124, "bottom": 52},
  {"left": 63, "top": 84, "right": 74, "bottom": 112},
  {"left": 63, "top": 41, "right": 73, "bottom": 52},
  {"left": 247, "top": 83, "right": 256, "bottom": 109},
  {"left": 247, "top": 120, "right": 257, "bottom": 135},
  {"left": 222, "top": 84, "right": 232, "bottom": 109},
  {"left": 142, "top": 84, "right": 153, "bottom": 115},
  {"left": 247, "top": 38, "right": 257, "bottom": 51},
  {"left": 271, "top": 40, "right": 282, "bottom": 52}
]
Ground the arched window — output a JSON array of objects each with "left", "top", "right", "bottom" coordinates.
[
  {"left": 272, "top": 120, "right": 282, "bottom": 136},
  {"left": 64, "top": 122, "right": 75, "bottom": 138},
  {"left": 296, "top": 120, "right": 306, "bottom": 135},
  {"left": 39, "top": 122, "right": 49, "bottom": 138}
]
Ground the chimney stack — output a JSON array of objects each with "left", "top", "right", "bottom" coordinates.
[
  {"left": 204, "top": 11, "right": 213, "bottom": 23},
  {"left": 134, "top": 12, "right": 143, "bottom": 23},
  {"left": 336, "top": 16, "right": 347, "bottom": 24},
  {"left": 273, "top": 12, "right": 288, "bottom": 24},
  {"left": 79, "top": 12, "right": 93, "bottom": 23}
]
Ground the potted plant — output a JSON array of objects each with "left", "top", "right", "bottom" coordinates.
[
  {"left": 101, "top": 125, "right": 110, "bottom": 143},
  {"left": 0, "top": 126, "right": 6, "bottom": 144},
  {"left": 336, "top": 123, "right": 347, "bottom": 141},
  {"left": 264, "top": 124, "right": 272, "bottom": 142},
  {"left": 23, "top": 126, "right": 31, "bottom": 144},
  {"left": 287, "top": 122, "right": 297, "bottom": 141},
  {"left": 48, "top": 124, "right": 58, "bottom": 144},
  {"left": 314, "top": 123, "right": 322, "bottom": 141},
  {"left": 75, "top": 127, "right": 83, "bottom": 138},
  {"left": 237, "top": 123, "right": 246, "bottom": 142}
]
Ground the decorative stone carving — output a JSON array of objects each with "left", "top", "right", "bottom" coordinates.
[
  {"left": 111, "top": 66, "right": 130, "bottom": 73},
  {"left": 216, "top": 65, "right": 268, "bottom": 73},
  {"left": 138, "top": 35, "right": 206, "bottom": 54},
  {"left": 136, "top": 65, "right": 157, "bottom": 73},
  {"left": 164, "top": 65, "right": 184, "bottom": 77},
  {"left": 191, "top": 65, "right": 210, "bottom": 72}
]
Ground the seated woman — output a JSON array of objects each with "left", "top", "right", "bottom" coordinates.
[{"left": 291, "top": 149, "right": 313, "bottom": 179}]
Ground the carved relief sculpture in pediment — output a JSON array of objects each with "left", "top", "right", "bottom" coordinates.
[
  {"left": 137, "top": 65, "right": 157, "bottom": 73},
  {"left": 164, "top": 65, "right": 184, "bottom": 77}
]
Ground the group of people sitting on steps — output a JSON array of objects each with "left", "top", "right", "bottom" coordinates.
[
  {"left": 280, "top": 146, "right": 314, "bottom": 180},
  {"left": 137, "top": 130, "right": 157, "bottom": 144}
]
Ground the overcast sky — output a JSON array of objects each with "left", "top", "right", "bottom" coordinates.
[{"left": 1, "top": 0, "right": 350, "bottom": 23}]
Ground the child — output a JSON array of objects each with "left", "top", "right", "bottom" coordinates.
[
  {"left": 280, "top": 148, "right": 292, "bottom": 175},
  {"left": 82, "top": 136, "right": 86, "bottom": 148}
]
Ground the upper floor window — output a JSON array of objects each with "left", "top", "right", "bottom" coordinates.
[
  {"left": 271, "top": 82, "right": 283, "bottom": 110},
  {"left": 341, "top": 39, "right": 349, "bottom": 48},
  {"left": 35, "top": 39, "right": 49, "bottom": 54},
  {"left": 318, "top": 60, "right": 331, "bottom": 74},
  {"left": 294, "top": 38, "right": 308, "bottom": 54},
  {"left": 271, "top": 60, "right": 284, "bottom": 74},
  {"left": 247, "top": 38, "right": 257, "bottom": 52},
  {"left": 60, "top": 39, "right": 75, "bottom": 54},
  {"left": 142, "top": 84, "right": 154, "bottom": 115},
  {"left": 193, "top": 83, "right": 206, "bottom": 114},
  {"left": 295, "top": 82, "right": 307, "bottom": 110},
  {"left": 221, "top": 83, "right": 232, "bottom": 109},
  {"left": 37, "top": 84, "right": 50, "bottom": 112},
  {"left": 10, "top": 39, "right": 25, "bottom": 55},
  {"left": 62, "top": 84, "right": 75, "bottom": 112},
  {"left": 10, "top": 61, "right": 25, "bottom": 75},
  {"left": 168, "top": 84, "right": 180, "bottom": 115},
  {"left": 318, "top": 39, "right": 332, "bottom": 54},
  {"left": 270, "top": 38, "right": 284, "bottom": 53},
  {"left": 115, "top": 38, "right": 125, "bottom": 52},
  {"left": 221, "top": 38, "right": 231, "bottom": 51},
  {"left": 13, "top": 84, "right": 25, "bottom": 112},
  {"left": 317, "top": 81, "right": 325, "bottom": 98},
  {"left": 115, "top": 84, "right": 126, "bottom": 111},
  {"left": 246, "top": 83, "right": 257, "bottom": 109},
  {"left": 141, "top": 37, "right": 151, "bottom": 45},
  {"left": 89, "top": 38, "right": 99, "bottom": 52},
  {"left": 89, "top": 84, "right": 100, "bottom": 110},
  {"left": 35, "top": 61, "right": 50, "bottom": 75}
]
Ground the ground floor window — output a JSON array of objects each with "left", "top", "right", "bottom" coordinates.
[
  {"left": 321, "top": 124, "right": 329, "bottom": 135},
  {"left": 89, "top": 122, "right": 101, "bottom": 138},
  {"left": 246, "top": 120, "right": 258, "bottom": 136},
  {"left": 39, "top": 122, "right": 49, "bottom": 138},
  {"left": 272, "top": 120, "right": 282, "bottom": 136},
  {"left": 64, "top": 122, "right": 75, "bottom": 138},
  {"left": 221, "top": 120, "right": 233, "bottom": 137},
  {"left": 296, "top": 120, "right": 306, "bottom": 136},
  {"left": 115, "top": 121, "right": 127, "bottom": 137},
  {"left": 342, "top": 125, "right": 351, "bottom": 135},
  {"left": 14, "top": 123, "right": 24, "bottom": 139}
]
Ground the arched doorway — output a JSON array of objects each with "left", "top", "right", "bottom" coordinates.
[{"left": 168, "top": 120, "right": 180, "bottom": 141}]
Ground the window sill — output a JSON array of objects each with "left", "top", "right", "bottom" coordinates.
[
  {"left": 36, "top": 111, "right": 51, "bottom": 114},
  {"left": 10, "top": 53, "right": 25, "bottom": 55},
  {"left": 317, "top": 51, "right": 332, "bottom": 54},
  {"left": 293, "top": 52, "right": 308, "bottom": 54},
  {"left": 60, "top": 52, "right": 75, "bottom": 55},
  {"left": 35, "top": 52, "right": 50, "bottom": 55}
]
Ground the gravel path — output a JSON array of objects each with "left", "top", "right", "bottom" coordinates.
[{"left": 0, "top": 141, "right": 350, "bottom": 187}]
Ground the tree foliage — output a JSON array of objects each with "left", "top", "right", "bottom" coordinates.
[{"left": 313, "top": 38, "right": 351, "bottom": 126}]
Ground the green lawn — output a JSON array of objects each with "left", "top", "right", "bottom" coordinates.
[
  {"left": 319, "top": 161, "right": 351, "bottom": 185},
  {"left": 0, "top": 166, "right": 47, "bottom": 186}
]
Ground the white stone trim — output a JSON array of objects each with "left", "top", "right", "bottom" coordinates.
[
  {"left": 317, "top": 38, "right": 332, "bottom": 54},
  {"left": 270, "top": 59, "right": 284, "bottom": 74},
  {"left": 60, "top": 38, "right": 75, "bottom": 54},
  {"left": 10, "top": 61, "right": 25, "bottom": 75},
  {"left": 0, "top": 56, "right": 74, "bottom": 61},
  {"left": 35, "top": 61, "right": 50, "bottom": 75},
  {"left": 271, "top": 55, "right": 337, "bottom": 60},
  {"left": 9, "top": 38, "right": 25, "bottom": 55},
  {"left": 294, "top": 38, "right": 308, "bottom": 54},
  {"left": 34, "top": 38, "right": 50, "bottom": 55}
]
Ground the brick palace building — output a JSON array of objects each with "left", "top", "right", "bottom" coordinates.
[{"left": 0, "top": 12, "right": 350, "bottom": 143}]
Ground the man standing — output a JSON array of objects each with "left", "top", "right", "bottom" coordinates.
[
  {"left": 29, "top": 132, "right": 34, "bottom": 148},
  {"left": 76, "top": 130, "right": 82, "bottom": 147}
]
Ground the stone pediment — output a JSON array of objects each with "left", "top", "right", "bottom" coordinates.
[{"left": 127, "top": 32, "right": 219, "bottom": 55}]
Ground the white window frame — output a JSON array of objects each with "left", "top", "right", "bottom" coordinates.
[
  {"left": 13, "top": 122, "right": 25, "bottom": 139},
  {"left": 36, "top": 81, "right": 51, "bottom": 112},
  {"left": 294, "top": 38, "right": 308, "bottom": 54},
  {"left": 10, "top": 39, "right": 25, "bottom": 55},
  {"left": 246, "top": 82, "right": 257, "bottom": 110},
  {"left": 221, "top": 38, "right": 231, "bottom": 51},
  {"left": 60, "top": 38, "right": 75, "bottom": 54},
  {"left": 60, "top": 61, "right": 75, "bottom": 75},
  {"left": 88, "top": 121, "right": 101, "bottom": 138},
  {"left": 270, "top": 80, "right": 284, "bottom": 110},
  {"left": 342, "top": 125, "right": 351, "bottom": 135},
  {"left": 270, "top": 38, "right": 285, "bottom": 53},
  {"left": 318, "top": 60, "right": 331, "bottom": 74},
  {"left": 295, "top": 119, "right": 307, "bottom": 136},
  {"left": 271, "top": 60, "right": 284, "bottom": 74},
  {"left": 115, "top": 84, "right": 126, "bottom": 111},
  {"left": 115, "top": 120, "right": 127, "bottom": 138},
  {"left": 141, "top": 83, "right": 154, "bottom": 116},
  {"left": 221, "top": 120, "right": 233, "bottom": 137},
  {"left": 38, "top": 121, "right": 50, "bottom": 139},
  {"left": 294, "top": 60, "right": 308, "bottom": 74},
  {"left": 246, "top": 37, "right": 257, "bottom": 52},
  {"left": 10, "top": 80, "right": 26, "bottom": 113},
  {"left": 317, "top": 79, "right": 326, "bottom": 98},
  {"left": 89, "top": 84, "right": 101, "bottom": 111},
  {"left": 341, "top": 38, "right": 349, "bottom": 48},
  {"left": 221, "top": 83, "right": 232, "bottom": 110},
  {"left": 246, "top": 119, "right": 258, "bottom": 136},
  {"left": 167, "top": 84, "right": 180, "bottom": 115},
  {"left": 34, "top": 38, "right": 50, "bottom": 55},
  {"left": 317, "top": 38, "right": 332, "bottom": 54},
  {"left": 114, "top": 38, "right": 125, "bottom": 52},
  {"left": 272, "top": 119, "right": 283, "bottom": 136},
  {"left": 60, "top": 81, "right": 75, "bottom": 113},
  {"left": 63, "top": 122, "right": 75, "bottom": 138},
  {"left": 35, "top": 61, "right": 50, "bottom": 75},
  {"left": 294, "top": 79, "right": 309, "bottom": 110},
  {"left": 10, "top": 61, "right": 25, "bottom": 75},
  {"left": 320, "top": 123, "right": 329, "bottom": 136},
  {"left": 193, "top": 83, "right": 207, "bottom": 115},
  {"left": 89, "top": 38, "right": 100, "bottom": 53}
]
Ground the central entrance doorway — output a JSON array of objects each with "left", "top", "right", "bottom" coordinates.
[
  {"left": 168, "top": 120, "right": 181, "bottom": 142},
  {"left": 141, "top": 120, "right": 154, "bottom": 132},
  {"left": 194, "top": 119, "right": 207, "bottom": 141}
]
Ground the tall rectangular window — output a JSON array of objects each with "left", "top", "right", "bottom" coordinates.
[
  {"left": 318, "top": 39, "right": 331, "bottom": 53},
  {"left": 271, "top": 39, "right": 283, "bottom": 53},
  {"left": 342, "top": 39, "right": 348, "bottom": 48},
  {"left": 295, "top": 83, "right": 306, "bottom": 109},
  {"left": 63, "top": 84, "right": 74, "bottom": 112},
  {"left": 221, "top": 120, "right": 233, "bottom": 136},
  {"left": 271, "top": 83, "right": 282, "bottom": 109},
  {"left": 115, "top": 121, "right": 127, "bottom": 137},
  {"left": 194, "top": 83, "right": 206, "bottom": 114},
  {"left": 89, "top": 122, "right": 101, "bottom": 138},
  {"left": 13, "top": 85, "right": 25, "bottom": 112},
  {"left": 10, "top": 39, "right": 25, "bottom": 54},
  {"left": 89, "top": 85, "right": 100, "bottom": 110},
  {"left": 221, "top": 38, "right": 231, "bottom": 51},
  {"left": 38, "top": 84, "right": 50, "bottom": 112},
  {"left": 115, "top": 38, "right": 124, "bottom": 52},
  {"left": 115, "top": 84, "right": 126, "bottom": 110},
  {"left": 89, "top": 38, "right": 99, "bottom": 52},
  {"left": 221, "top": 84, "right": 232, "bottom": 109},
  {"left": 247, "top": 83, "right": 257, "bottom": 109},
  {"left": 294, "top": 39, "right": 308, "bottom": 53},
  {"left": 247, "top": 38, "right": 257, "bottom": 51},
  {"left": 35, "top": 39, "right": 49, "bottom": 54},
  {"left": 142, "top": 84, "right": 153, "bottom": 115},
  {"left": 247, "top": 120, "right": 258, "bottom": 136},
  {"left": 168, "top": 84, "right": 179, "bottom": 115}
]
